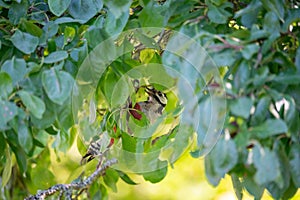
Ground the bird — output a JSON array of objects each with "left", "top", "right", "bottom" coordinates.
[
  {"left": 81, "top": 85, "right": 168, "bottom": 164},
  {"left": 129, "top": 86, "right": 168, "bottom": 124},
  {"left": 81, "top": 131, "right": 114, "bottom": 164}
]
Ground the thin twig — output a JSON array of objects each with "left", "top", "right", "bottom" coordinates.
[
  {"left": 25, "top": 158, "right": 118, "bottom": 200},
  {"left": 209, "top": 35, "right": 243, "bottom": 51}
]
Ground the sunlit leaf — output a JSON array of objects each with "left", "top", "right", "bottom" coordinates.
[{"left": 1, "top": 148, "right": 12, "bottom": 187}]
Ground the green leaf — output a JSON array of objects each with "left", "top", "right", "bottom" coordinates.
[
  {"left": 250, "top": 119, "right": 288, "bottom": 139},
  {"left": 44, "top": 51, "right": 68, "bottom": 64},
  {"left": 211, "top": 49, "right": 237, "bottom": 67},
  {"left": 103, "top": 0, "right": 132, "bottom": 18},
  {"left": 282, "top": 180, "right": 298, "bottom": 200},
  {"left": 231, "top": 174, "right": 243, "bottom": 200},
  {"left": 267, "top": 146, "right": 291, "bottom": 196},
  {"left": 43, "top": 21, "right": 59, "bottom": 38},
  {"left": 8, "top": 0, "right": 28, "bottom": 25},
  {"left": 84, "top": 28, "right": 109, "bottom": 49},
  {"left": 52, "top": 130, "right": 70, "bottom": 152},
  {"left": 250, "top": 96, "right": 271, "bottom": 126},
  {"left": 143, "top": 164, "right": 168, "bottom": 183},
  {"left": 139, "top": 49, "right": 155, "bottom": 64},
  {"left": 20, "top": 19, "right": 43, "bottom": 37},
  {"left": 0, "top": 100, "right": 18, "bottom": 130},
  {"left": 56, "top": 102, "right": 74, "bottom": 131},
  {"left": 0, "top": 132, "right": 5, "bottom": 157},
  {"left": 284, "top": 97, "right": 300, "bottom": 140},
  {"left": 31, "top": 165, "right": 56, "bottom": 189},
  {"left": 296, "top": 47, "right": 300, "bottom": 73},
  {"left": 241, "top": 44, "right": 260, "bottom": 60},
  {"left": 64, "top": 26, "right": 76, "bottom": 45},
  {"left": 89, "top": 182, "right": 108, "bottom": 199},
  {"left": 289, "top": 144, "right": 300, "bottom": 187},
  {"left": 263, "top": 11, "right": 280, "bottom": 35},
  {"left": 18, "top": 121, "right": 33, "bottom": 154},
  {"left": 111, "top": 77, "right": 131, "bottom": 107},
  {"left": 266, "top": 88, "right": 283, "bottom": 102},
  {"left": 230, "top": 97, "right": 253, "bottom": 119},
  {"left": 102, "top": 69, "right": 120, "bottom": 107},
  {"left": 253, "top": 145, "right": 281, "bottom": 185},
  {"left": 205, "top": 151, "right": 222, "bottom": 186},
  {"left": 42, "top": 68, "right": 74, "bottom": 105},
  {"left": 234, "top": 0, "right": 262, "bottom": 28},
  {"left": 31, "top": 99, "right": 56, "bottom": 129},
  {"left": 104, "top": 9, "right": 129, "bottom": 37},
  {"left": 34, "top": 130, "right": 49, "bottom": 148},
  {"left": 11, "top": 30, "right": 39, "bottom": 54},
  {"left": 252, "top": 66, "right": 269, "bottom": 87},
  {"left": 233, "top": 60, "right": 250, "bottom": 90},
  {"left": 18, "top": 90, "right": 45, "bottom": 119},
  {"left": 121, "top": 132, "right": 137, "bottom": 152},
  {"left": 0, "top": 72, "right": 13, "bottom": 100},
  {"left": 139, "top": 2, "right": 165, "bottom": 27},
  {"left": 207, "top": 1, "right": 232, "bottom": 24},
  {"left": 10, "top": 143, "right": 27, "bottom": 173},
  {"left": 48, "top": 0, "right": 71, "bottom": 16},
  {"left": 1, "top": 148, "right": 12, "bottom": 188},
  {"left": 272, "top": 74, "right": 300, "bottom": 85},
  {"left": 68, "top": 0, "right": 103, "bottom": 23},
  {"left": 103, "top": 168, "right": 119, "bottom": 192},
  {"left": 117, "top": 170, "right": 138, "bottom": 185},
  {"left": 250, "top": 25, "right": 269, "bottom": 41},
  {"left": 209, "top": 138, "right": 238, "bottom": 177},
  {"left": 261, "top": 0, "right": 284, "bottom": 21},
  {"left": 1, "top": 57, "right": 27, "bottom": 86},
  {"left": 243, "top": 175, "right": 264, "bottom": 199}
]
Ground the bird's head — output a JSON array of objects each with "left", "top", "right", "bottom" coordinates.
[{"left": 145, "top": 87, "right": 168, "bottom": 107}]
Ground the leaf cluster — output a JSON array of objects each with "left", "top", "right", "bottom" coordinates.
[{"left": 0, "top": 0, "right": 299, "bottom": 199}]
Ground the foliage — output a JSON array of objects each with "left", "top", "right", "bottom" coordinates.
[{"left": 0, "top": 0, "right": 299, "bottom": 199}]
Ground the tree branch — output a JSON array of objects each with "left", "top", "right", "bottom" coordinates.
[{"left": 25, "top": 158, "right": 118, "bottom": 200}]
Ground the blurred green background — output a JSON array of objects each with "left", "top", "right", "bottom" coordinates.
[{"left": 51, "top": 145, "right": 300, "bottom": 200}]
